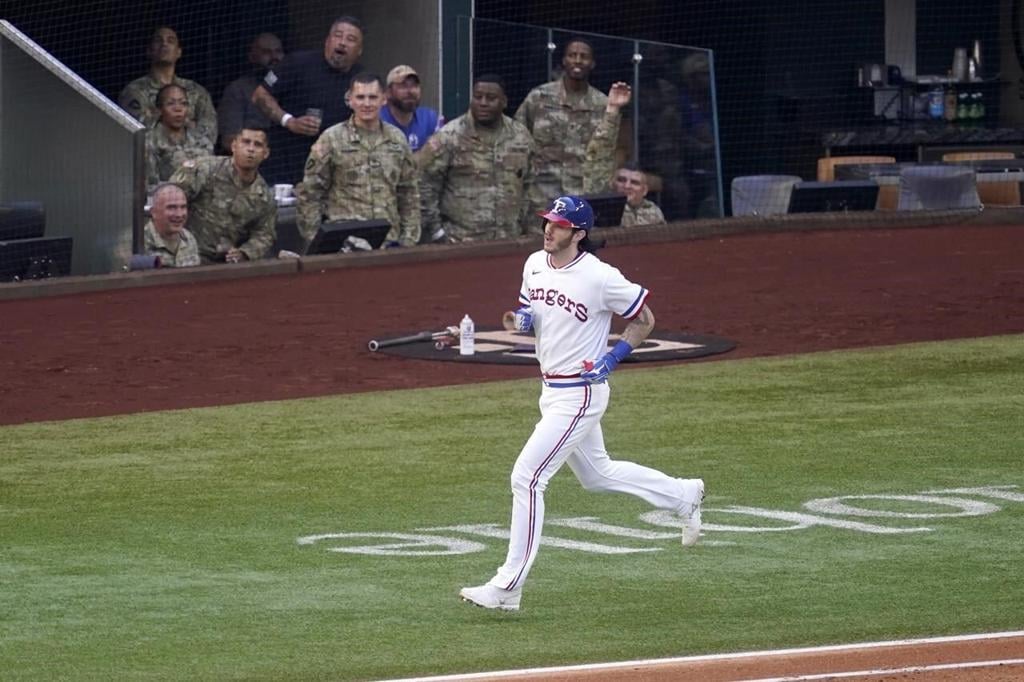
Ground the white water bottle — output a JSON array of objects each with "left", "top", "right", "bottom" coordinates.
[{"left": 459, "top": 314, "right": 475, "bottom": 356}]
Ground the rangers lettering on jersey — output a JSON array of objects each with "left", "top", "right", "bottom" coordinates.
[
  {"left": 519, "top": 250, "right": 649, "bottom": 379},
  {"left": 529, "top": 287, "right": 589, "bottom": 322}
]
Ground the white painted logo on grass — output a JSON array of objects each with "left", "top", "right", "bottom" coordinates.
[
  {"left": 296, "top": 532, "right": 486, "bottom": 556},
  {"left": 296, "top": 485, "right": 1021, "bottom": 557}
]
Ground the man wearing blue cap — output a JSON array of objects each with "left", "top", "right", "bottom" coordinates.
[{"left": 460, "top": 195, "right": 706, "bottom": 612}]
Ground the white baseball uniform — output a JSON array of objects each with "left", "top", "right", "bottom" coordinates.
[{"left": 487, "top": 248, "right": 694, "bottom": 592}]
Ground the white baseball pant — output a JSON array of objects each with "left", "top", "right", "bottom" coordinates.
[{"left": 489, "top": 381, "right": 688, "bottom": 591}]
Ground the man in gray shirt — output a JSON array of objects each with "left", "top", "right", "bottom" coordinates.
[{"left": 217, "top": 33, "right": 284, "bottom": 153}]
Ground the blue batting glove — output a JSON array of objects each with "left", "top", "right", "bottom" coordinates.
[
  {"left": 514, "top": 306, "right": 534, "bottom": 332},
  {"left": 581, "top": 355, "right": 617, "bottom": 384},
  {"left": 581, "top": 340, "right": 633, "bottom": 384}
]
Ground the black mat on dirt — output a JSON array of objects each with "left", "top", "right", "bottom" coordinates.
[{"left": 373, "top": 328, "right": 736, "bottom": 365}]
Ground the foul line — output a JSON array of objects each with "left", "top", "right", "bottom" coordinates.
[
  {"left": 742, "top": 658, "right": 1024, "bottom": 681},
  {"left": 382, "top": 630, "right": 1024, "bottom": 682}
]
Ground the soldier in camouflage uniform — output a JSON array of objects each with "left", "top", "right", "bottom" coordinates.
[
  {"left": 515, "top": 38, "right": 629, "bottom": 210},
  {"left": 143, "top": 183, "right": 200, "bottom": 267},
  {"left": 613, "top": 164, "right": 666, "bottom": 227},
  {"left": 169, "top": 128, "right": 276, "bottom": 263},
  {"left": 418, "top": 75, "right": 535, "bottom": 243},
  {"left": 119, "top": 27, "right": 217, "bottom": 149},
  {"left": 145, "top": 84, "right": 213, "bottom": 192},
  {"left": 582, "top": 83, "right": 633, "bottom": 195},
  {"left": 621, "top": 198, "right": 666, "bottom": 227},
  {"left": 296, "top": 73, "right": 420, "bottom": 247}
]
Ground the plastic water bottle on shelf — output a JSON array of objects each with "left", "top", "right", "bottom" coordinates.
[
  {"left": 943, "top": 86, "right": 957, "bottom": 122},
  {"left": 928, "top": 87, "right": 944, "bottom": 119},
  {"left": 970, "top": 92, "right": 984, "bottom": 120},
  {"left": 957, "top": 92, "right": 970, "bottom": 121},
  {"left": 459, "top": 314, "right": 475, "bottom": 356}
]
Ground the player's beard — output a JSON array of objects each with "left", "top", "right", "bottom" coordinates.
[{"left": 543, "top": 226, "right": 576, "bottom": 255}]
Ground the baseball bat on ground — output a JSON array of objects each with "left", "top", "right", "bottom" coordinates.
[{"left": 367, "top": 326, "right": 458, "bottom": 352}]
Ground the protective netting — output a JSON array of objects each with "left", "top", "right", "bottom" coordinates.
[
  {"left": 0, "top": 1, "right": 1018, "bottom": 281},
  {"left": 3, "top": 2, "right": 285, "bottom": 111},
  {"left": 476, "top": 0, "right": 1017, "bottom": 217}
]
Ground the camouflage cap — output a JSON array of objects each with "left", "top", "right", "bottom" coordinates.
[{"left": 386, "top": 65, "right": 419, "bottom": 86}]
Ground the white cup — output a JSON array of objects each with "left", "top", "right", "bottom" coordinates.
[
  {"left": 273, "top": 184, "right": 293, "bottom": 201},
  {"left": 952, "top": 47, "right": 968, "bottom": 82},
  {"left": 305, "top": 108, "right": 323, "bottom": 131}
]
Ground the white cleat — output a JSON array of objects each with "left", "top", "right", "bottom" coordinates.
[
  {"left": 678, "top": 478, "right": 705, "bottom": 547},
  {"left": 459, "top": 584, "right": 521, "bottom": 611}
]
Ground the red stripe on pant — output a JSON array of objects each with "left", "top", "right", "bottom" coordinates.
[{"left": 504, "top": 385, "right": 591, "bottom": 591}]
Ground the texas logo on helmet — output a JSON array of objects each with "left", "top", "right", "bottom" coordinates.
[{"left": 538, "top": 195, "right": 594, "bottom": 230}]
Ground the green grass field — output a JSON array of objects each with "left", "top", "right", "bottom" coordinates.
[{"left": 2, "top": 335, "right": 1023, "bottom": 681}]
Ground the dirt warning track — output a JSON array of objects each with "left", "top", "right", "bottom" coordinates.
[{"left": 2, "top": 224, "right": 1022, "bottom": 426}]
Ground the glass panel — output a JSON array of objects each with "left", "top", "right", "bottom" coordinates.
[{"left": 454, "top": 17, "right": 723, "bottom": 222}]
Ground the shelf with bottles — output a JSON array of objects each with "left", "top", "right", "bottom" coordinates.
[
  {"left": 921, "top": 82, "right": 995, "bottom": 124},
  {"left": 864, "top": 79, "right": 1003, "bottom": 123}
]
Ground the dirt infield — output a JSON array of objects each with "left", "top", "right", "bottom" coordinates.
[
  {"left": 436, "top": 633, "right": 1024, "bottom": 681},
  {"left": 1, "top": 223, "right": 1022, "bottom": 426},
  {"left": 2, "top": 223, "right": 1023, "bottom": 679}
]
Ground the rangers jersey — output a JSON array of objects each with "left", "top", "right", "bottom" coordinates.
[{"left": 518, "top": 249, "right": 649, "bottom": 378}]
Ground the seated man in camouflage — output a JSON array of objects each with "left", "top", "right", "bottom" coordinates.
[
  {"left": 145, "top": 84, "right": 213, "bottom": 192},
  {"left": 417, "top": 74, "right": 534, "bottom": 243},
  {"left": 119, "top": 26, "right": 217, "bottom": 149},
  {"left": 143, "top": 183, "right": 199, "bottom": 267},
  {"left": 169, "top": 127, "right": 277, "bottom": 263},
  {"left": 613, "top": 163, "right": 666, "bottom": 227}
]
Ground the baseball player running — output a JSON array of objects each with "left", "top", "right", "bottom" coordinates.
[{"left": 460, "top": 195, "right": 705, "bottom": 612}]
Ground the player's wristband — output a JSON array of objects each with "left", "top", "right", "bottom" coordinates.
[
  {"left": 608, "top": 339, "right": 633, "bottom": 364},
  {"left": 280, "top": 113, "right": 294, "bottom": 127}
]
